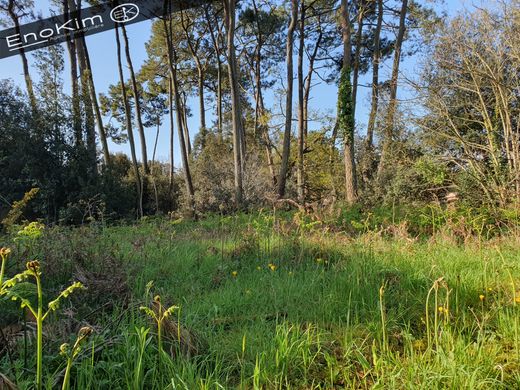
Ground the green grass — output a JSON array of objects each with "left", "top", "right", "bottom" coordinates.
[{"left": 2, "top": 213, "right": 520, "bottom": 389}]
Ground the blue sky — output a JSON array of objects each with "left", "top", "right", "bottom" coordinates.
[{"left": 0, "top": 0, "right": 472, "bottom": 165}]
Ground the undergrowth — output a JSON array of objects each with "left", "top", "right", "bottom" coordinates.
[{"left": 1, "top": 212, "right": 520, "bottom": 389}]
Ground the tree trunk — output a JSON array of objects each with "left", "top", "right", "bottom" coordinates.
[
  {"left": 251, "top": 0, "right": 276, "bottom": 187},
  {"left": 377, "top": 0, "right": 408, "bottom": 180},
  {"left": 63, "top": 0, "right": 81, "bottom": 147},
  {"left": 366, "top": 0, "right": 383, "bottom": 150},
  {"left": 162, "top": 16, "right": 195, "bottom": 216},
  {"left": 223, "top": 0, "right": 244, "bottom": 207},
  {"left": 7, "top": 0, "right": 37, "bottom": 112},
  {"left": 70, "top": 0, "right": 110, "bottom": 166},
  {"left": 76, "top": 20, "right": 97, "bottom": 176},
  {"left": 168, "top": 76, "right": 175, "bottom": 189},
  {"left": 339, "top": 0, "right": 357, "bottom": 204},
  {"left": 115, "top": 25, "right": 142, "bottom": 218},
  {"left": 204, "top": 6, "right": 223, "bottom": 139},
  {"left": 303, "top": 19, "right": 322, "bottom": 139},
  {"left": 362, "top": 0, "right": 383, "bottom": 183},
  {"left": 296, "top": 1, "right": 306, "bottom": 203},
  {"left": 121, "top": 24, "right": 150, "bottom": 175},
  {"left": 352, "top": 3, "right": 365, "bottom": 113},
  {"left": 278, "top": 0, "right": 298, "bottom": 198}
]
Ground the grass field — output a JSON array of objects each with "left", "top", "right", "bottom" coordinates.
[{"left": 2, "top": 212, "right": 520, "bottom": 389}]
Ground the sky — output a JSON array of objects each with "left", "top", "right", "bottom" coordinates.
[{"left": 0, "top": 0, "right": 473, "bottom": 165}]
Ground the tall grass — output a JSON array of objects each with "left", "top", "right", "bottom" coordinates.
[{"left": 1, "top": 213, "right": 520, "bottom": 388}]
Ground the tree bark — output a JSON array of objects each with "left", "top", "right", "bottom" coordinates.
[
  {"left": 223, "top": 0, "right": 244, "bottom": 207},
  {"left": 70, "top": 0, "right": 110, "bottom": 166},
  {"left": 377, "top": 0, "right": 408, "bottom": 179},
  {"left": 121, "top": 24, "right": 150, "bottom": 175},
  {"left": 278, "top": 0, "right": 298, "bottom": 198},
  {"left": 162, "top": 16, "right": 195, "bottom": 216},
  {"left": 204, "top": 6, "right": 224, "bottom": 139},
  {"left": 115, "top": 25, "right": 142, "bottom": 218},
  {"left": 352, "top": 2, "right": 365, "bottom": 113},
  {"left": 63, "top": 0, "right": 81, "bottom": 147},
  {"left": 339, "top": 0, "right": 357, "bottom": 204},
  {"left": 296, "top": 1, "right": 306, "bottom": 203},
  {"left": 168, "top": 76, "right": 175, "bottom": 188},
  {"left": 366, "top": 0, "right": 383, "bottom": 150},
  {"left": 362, "top": 0, "right": 383, "bottom": 184}
]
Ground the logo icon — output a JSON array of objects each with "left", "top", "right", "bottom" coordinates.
[{"left": 110, "top": 3, "right": 140, "bottom": 23}]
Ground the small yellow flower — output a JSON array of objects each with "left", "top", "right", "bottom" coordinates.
[
  {"left": 268, "top": 263, "right": 276, "bottom": 271},
  {"left": 315, "top": 258, "right": 323, "bottom": 264},
  {"left": 479, "top": 294, "right": 485, "bottom": 301},
  {"left": 487, "top": 287, "right": 493, "bottom": 292},
  {"left": 515, "top": 296, "right": 520, "bottom": 304},
  {"left": 231, "top": 271, "right": 238, "bottom": 277},
  {"left": 256, "top": 266, "right": 261, "bottom": 271},
  {"left": 438, "top": 306, "right": 444, "bottom": 313}
]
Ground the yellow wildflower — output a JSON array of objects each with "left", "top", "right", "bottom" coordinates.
[
  {"left": 231, "top": 271, "right": 238, "bottom": 277},
  {"left": 479, "top": 294, "right": 485, "bottom": 301},
  {"left": 515, "top": 296, "right": 520, "bottom": 304},
  {"left": 268, "top": 263, "right": 277, "bottom": 271}
]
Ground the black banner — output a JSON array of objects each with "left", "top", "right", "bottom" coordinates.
[{"left": 0, "top": 0, "right": 210, "bottom": 60}]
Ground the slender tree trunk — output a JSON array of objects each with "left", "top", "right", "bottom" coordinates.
[
  {"left": 352, "top": 3, "right": 365, "bottom": 112},
  {"left": 278, "top": 0, "right": 298, "bottom": 198},
  {"left": 366, "top": 0, "right": 383, "bottom": 150},
  {"left": 197, "top": 66, "right": 207, "bottom": 146},
  {"left": 251, "top": 0, "right": 276, "bottom": 187},
  {"left": 377, "top": 0, "right": 408, "bottom": 179},
  {"left": 6, "top": 0, "right": 36, "bottom": 112},
  {"left": 76, "top": 26, "right": 97, "bottom": 176},
  {"left": 297, "top": 1, "right": 306, "bottom": 203},
  {"left": 63, "top": 0, "right": 81, "bottom": 147},
  {"left": 363, "top": 0, "right": 383, "bottom": 183},
  {"left": 339, "top": 0, "right": 357, "bottom": 204},
  {"left": 181, "top": 92, "right": 192, "bottom": 156},
  {"left": 168, "top": 76, "right": 175, "bottom": 188},
  {"left": 223, "top": 0, "right": 244, "bottom": 207},
  {"left": 115, "top": 25, "right": 142, "bottom": 218},
  {"left": 204, "top": 6, "right": 223, "bottom": 139},
  {"left": 303, "top": 20, "right": 322, "bottom": 138},
  {"left": 121, "top": 24, "right": 150, "bottom": 175},
  {"left": 162, "top": 16, "right": 195, "bottom": 216},
  {"left": 70, "top": 0, "right": 110, "bottom": 165}
]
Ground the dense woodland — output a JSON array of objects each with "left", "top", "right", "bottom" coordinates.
[{"left": 1, "top": 0, "right": 518, "bottom": 227}]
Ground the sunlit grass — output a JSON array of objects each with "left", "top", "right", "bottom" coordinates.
[{"left": 1, "top": 213, "right": 520, "bottom": 388}]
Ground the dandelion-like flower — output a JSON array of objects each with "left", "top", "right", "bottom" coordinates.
[
  {"left": 268, "top": 263, "right": 276, "bottom": 271},
  {"left": 479, "top": 294, "right": 485, "bottom": 301},
  {"left": 231, "top": 271, "right": 238, "bottom": 277}
]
